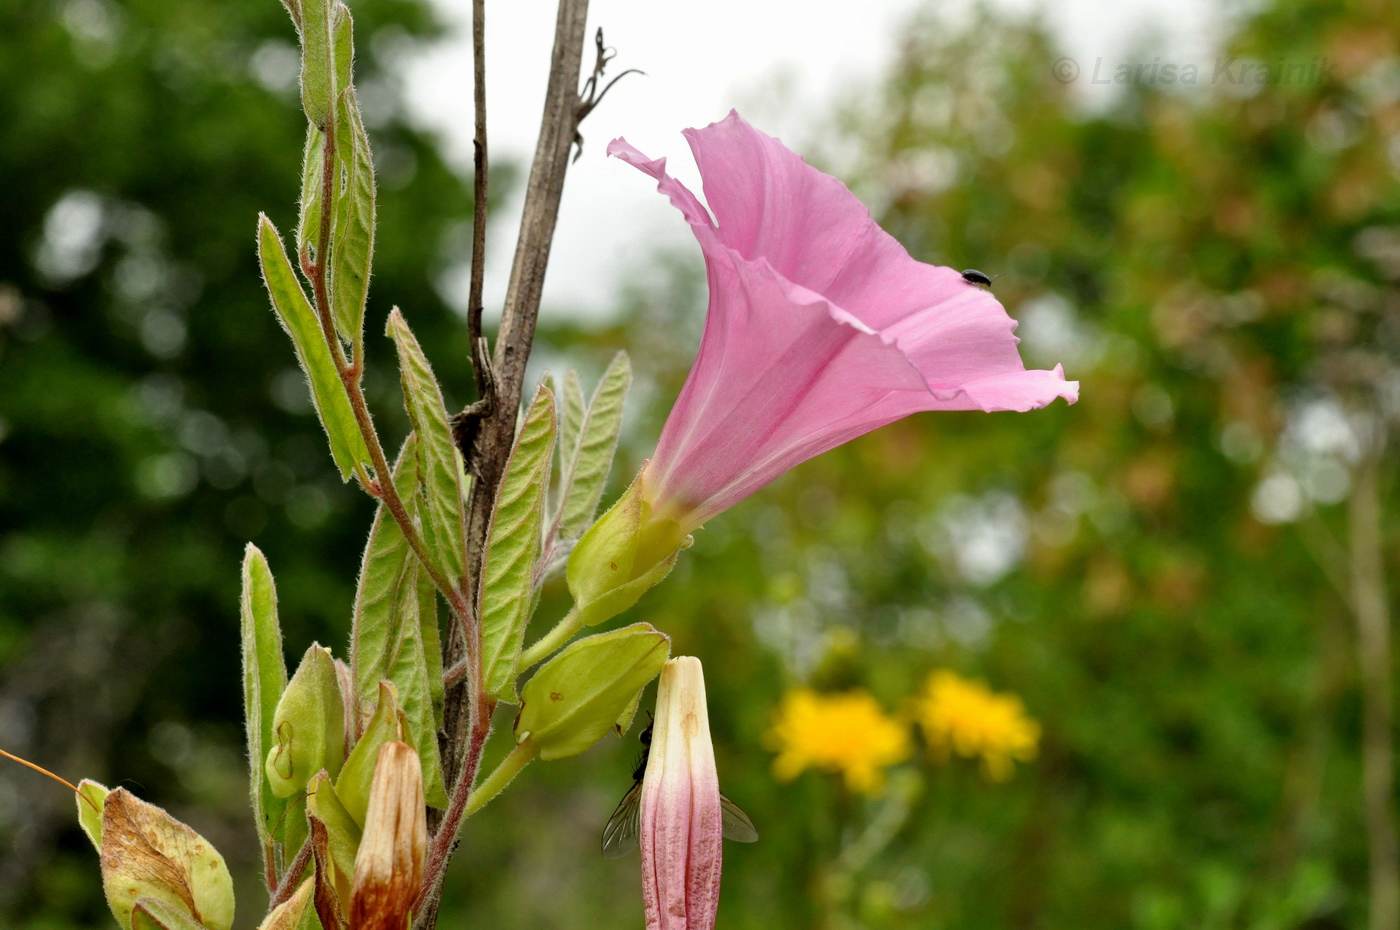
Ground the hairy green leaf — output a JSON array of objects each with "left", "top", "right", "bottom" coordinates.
[
  {"left": 386, "top": 308, "right": 467, "bottom": 589},
  {"left": 557, "top": 352, "right": 630, "bottom": 540},
  {"left": 240, "top": 545, "right": 289, "bottom": 852},
  {"left": 257, "top": 215, "right": 370, "bottom": 481},
  {"left": 480, "top": 385, "right": 556, "bottom": 701},
  {"left": 298, "top": 0, "right": 331, "bottom": 127},
  {"left": 555, "top": 369, "right": 585, "bottom": 481},
  {"left": 386, "top": 597, "right": 448, "bottom": 807},
  {"left": 348, "top": 435, "right": 447, "bottom": 805},
  {"left": 329, "top": 85, "right": 374, "bottom": 349},
  {"left": 351, "top": 435, "right": 419, "bottom": 709},
  {"left": 418, "top": 570, "right": 443, "bottom": 726},
  {"left": 296, "top": 126, "right": 325, "bottom": 269}
]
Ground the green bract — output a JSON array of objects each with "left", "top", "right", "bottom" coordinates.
[
  {"left": 336, "top": 680, "right": 403, "bottom": 827},
  {"left": 516, "top": 622, "right": 671, "bottom": 761},
  {"left": 566, "top": 476, "right": 689, "bottom": 627},
  {"left": 266, "top": 644, "right": 346, "bottom": 798}
]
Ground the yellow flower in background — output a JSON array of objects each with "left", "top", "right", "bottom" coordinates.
[
  {"left": 766, "top": 689, "right": 910, "bottom": 794},
  {"left": 913, "top": 670, "right": 1040, "bottom": 781}
]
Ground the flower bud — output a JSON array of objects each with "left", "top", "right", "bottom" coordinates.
[
  {"left": 266, "top": 644, "right": 346, "bottom": 798},
  {"left": 566, "top": 470, "right": 690, "bottom": 627},
  {"left": 349, "top": 741, "right": 426, "bottom": 930},
  {"left": 516, "top": 623, "right": 670, "bottom": 761},
  {"left": 642, "top": 657, "right": 722, "bottom": 930}
]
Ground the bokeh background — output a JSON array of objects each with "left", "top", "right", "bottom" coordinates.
[{"left": 3, "top": 0, "right": 1400, "bottom": 926}]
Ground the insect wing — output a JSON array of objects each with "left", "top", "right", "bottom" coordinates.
[
  {"left": 602, "top": 780, "right": 643, "bottom": 859},
  {"left": 720, "top": 793, "right": 758, "bottom": 843}
]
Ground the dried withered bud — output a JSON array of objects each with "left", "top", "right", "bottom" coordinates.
[{"left": 349, "top": 741, "right": 426, "bottom": 930}]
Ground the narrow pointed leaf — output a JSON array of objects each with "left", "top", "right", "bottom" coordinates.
[
  {"left": 386, "top": 602, "right": 448, "bottom": 807},
  {"left": 418, "top": 572, "right": 443, "bottom": 726},
  {"left": 328, "top": 85, "right": 375, "bottom": 348},
  {"left": 351, "top": 434, "right": 420, "bottom": 709},
  {"left": 258, "top": 880, "right": 315, "bottom": 930},
  {"left": 298, "top": 0, "right": 331, "bottom": 127},
  {"left": 386, "top": 308, "right": 467, "bottom": 589},
  {"left": 297, "top": 126, "right": 326, "bottom": 266},
  {"left": 558, "top": 352, "right": 631, "bottom": 540},
  {"left": 241, "top": 545, "right": 289, "bottom": 851},
  {"left": 480, "top": 385, "right": 556, "bottom": 701},
  {"left": 555, "top": 370, "right": 585, "bottom": 484},
  {"left": 258, "top": 215, "right": 370, "bottom": 481}
]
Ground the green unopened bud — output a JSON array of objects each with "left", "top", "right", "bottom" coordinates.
[
  {"left": 99, "top": 788, "right": 235, "bottom": 930},
  {"left": 336, "top": 680, "right": 403, "bottom": 828},
  {"left": 350, "top": 741, "right": 426, "bottom": 930},
  {"left": 566, "top": 473, "right": 691, "bottom": 627},
  {"left": 266, "top": 644, "right": 346, "bottom": 798},
  {"left": 516, "top": 622, "right": 671, "bottom": 760}
]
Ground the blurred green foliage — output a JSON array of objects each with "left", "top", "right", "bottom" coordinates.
[
  {"left": 0, "top": 0, "right": 478, "bottom": 922},
  {"left": 3, "top": 0, "right": 1400, "bottom": 927}
]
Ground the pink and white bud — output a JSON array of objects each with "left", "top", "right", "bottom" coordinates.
[{"left": 641, "top": 656, "right": 722, "bottom": 930}]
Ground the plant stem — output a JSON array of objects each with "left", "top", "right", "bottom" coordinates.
[
  {"left": 464, "top": 737, "right": 537, "bottom": 817},
  {"left": 413, "top": 695, "right": 494, "bottom": 923},
  {"left": 518, "top": 607, "right": 581, "bottom": 670},
  {"left": 1350, "top": 448, "right": 1397, "bottom": 930},
  {"left": 268, "top": 839, "right": 312, "bottom": 911}
]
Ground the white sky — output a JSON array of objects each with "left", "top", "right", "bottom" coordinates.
[{"left": 403, "top": 0, "right": 1223, "bottom": 324}]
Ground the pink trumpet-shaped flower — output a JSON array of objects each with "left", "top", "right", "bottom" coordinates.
[
  {"left": 641, "top": 657, "right": 723, "bottom": 930},
  {"left": 608, "top": 112, "right": 1078, "bottom": 532}
]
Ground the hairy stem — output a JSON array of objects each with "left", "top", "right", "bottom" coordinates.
[
  {"left": 268, "top": 839, "right": 313, "bottom": 911},
  {"left": 518, "top": 606, "right": 581, "bottom": 671},
  {"left": 465, "top": 737, "right": 537, "bottom": 817},
  {"left": 420, "top": 0, "right": 592, "bottom": 925}
]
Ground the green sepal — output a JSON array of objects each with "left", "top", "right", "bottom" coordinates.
[
  {"left": 100, "top": 788, "right": 235, "bottom": 930},
  {"left": 257, "top": 215, "right": 371, "bottom": 481},
  {"left": 306, "top": 771, "right": 362, "bottom": 891},
  {"left": 480, "top": 384, "right": 556, "bottom": 701},
  {"left": 266, "top": 645, "right": 346, "bottom": 799},
  {"left": 386, "top": 308, "right": 468, "bottom": 591},
  {"left": 566, "top": 475, "right": 687, "bottom": 626},
  {"left": 240, "top": 545, "right": 289, "bottom": 851},
  {"left": 556, "top": 352, "right": 630, "bottom": 541},
  {"left": 335, "top": 681, "right": 402, "bottom": 828},
  {"left": 516, "top": 622, "right": 670, "bottom": 761},
  {"left": 131, "top": 899, "right": 210, "bottom": 930},
  {"left": 76, "top": 778, "right": 109, "bottom": 851}
]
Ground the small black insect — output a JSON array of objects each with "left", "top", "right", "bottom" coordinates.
[
  {"left": 601, "top": 717, "right": 759, "bottom": 859},
  {"left": 961, "top": 269, "right": 1003, "bottom": 287}
]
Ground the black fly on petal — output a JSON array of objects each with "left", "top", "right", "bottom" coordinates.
[{"left": 602, "top": 717, "right": 758, "bottom": 858}]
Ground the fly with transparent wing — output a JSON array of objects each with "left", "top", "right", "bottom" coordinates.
[{"left": 602, "top": 719, "right": 758, "bottom": 859}]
